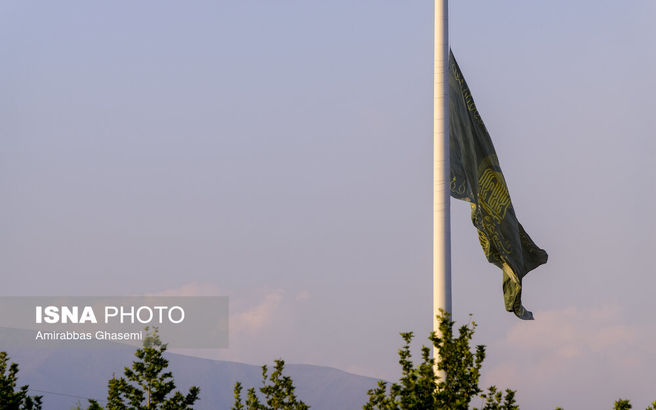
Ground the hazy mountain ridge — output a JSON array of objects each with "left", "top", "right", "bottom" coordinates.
[{"left": 6, "top": 345, "right": 378, "bottom": 409}]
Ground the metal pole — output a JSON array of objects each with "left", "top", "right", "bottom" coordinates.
[{"left": 433, "top": 0, "right": 451, "bottom": 374}]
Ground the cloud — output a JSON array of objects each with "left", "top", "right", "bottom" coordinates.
[
  {"left": 143, "top": 283, "right": 321, "bottom": 369},
  {"left": 482, "top": 305, "right": 656, "bottom": 408},
  {"left": 142, "top": 281, "right": 223, "bottom": 297},
  {"left": 232, "top": 290, "right": 285, "bottom": 335},
  {"left": 159, "top": 283, "right": 294, "bottom": 364},
  {"left": 503, "top": 305, "right": 636, "bottom": 361},
  {"left": 295, "top": 290, "right": 311, "bottom": 302},
  {"left": 163, "top": 284, "right": 290, "bottom": 365},
  {"left": 144, "top": 282, "right": 286, "bottom": 335}
]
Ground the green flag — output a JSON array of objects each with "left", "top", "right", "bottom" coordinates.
[{"left": 449, "top": 51, "right": 548, "bottom": 320}]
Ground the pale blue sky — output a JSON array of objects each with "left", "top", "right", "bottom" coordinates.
[{"left": 2, "top": 1, "right": 655, "bottom": 408}]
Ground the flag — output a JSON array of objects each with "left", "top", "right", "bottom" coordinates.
[{"left": 448, "top": 51, "right": 548, "bottom": 320}]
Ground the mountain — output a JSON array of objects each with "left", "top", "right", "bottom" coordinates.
[{"left": 4, "top": 344, "right": 379, "bottom": 409}]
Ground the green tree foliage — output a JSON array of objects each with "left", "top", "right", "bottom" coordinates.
[
  {"left": 88, "top": 328, "right": 199, "bottom": 409},
  {"left": 478, "top": 386, "right": 518, "bottom": 410},
  {"left": 73, "top": 400, "right": 103, "bottom": 410},
  {"left": 86, "top": 400, "right": 104, "bottom": 410},
  {"left": 0, "top": 352, "right": 42, "bottom": 410},
  {"left": 610, "top": 399, "right": 656, "bottom": 410},
  {"left": 363, "top": 310, "right": 516, "bottom": 410},
  {"left": 233, "top": 359, "right": 309, "bottom": 410},
  {"left": 614, "top": 399, "right": 632, "bottom": 410}
]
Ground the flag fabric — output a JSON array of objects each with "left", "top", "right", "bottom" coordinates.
[{"left": 448, "top": 51, "right": 548, "bottom": 320}]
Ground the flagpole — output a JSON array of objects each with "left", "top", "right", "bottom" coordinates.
[{"left": 433, "top": 0, "right": 451, "bottom": 372}]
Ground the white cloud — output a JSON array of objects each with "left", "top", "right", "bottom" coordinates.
[
  {"left": 232, "top": 290, "right": 285, "bottom": 335},
  {"left": 142, "top": 281, "right": 223, "bottom": 297},
  {"left": 145, "top": 282, "right": 286, "bottom": 336},
  {"left": 159, "top": 284, "right": 295, "bottom": 365},
  {"left": 295, "top": 290, "right": 311, "bottom": 302},
  {"left": 503, "top": 305, "right": 636, "bottom": 361},
  {"left": 482, "top": 305, "right": 656, "bottom": 409},
  {"left": 165, "top": 285, "right": 289, "bottom": 364}
]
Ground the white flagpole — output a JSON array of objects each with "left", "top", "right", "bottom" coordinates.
[{"left": 433, "top": 0, "right": 451, "bottom": 371}]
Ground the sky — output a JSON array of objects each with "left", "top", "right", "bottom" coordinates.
[{"left": 2, "top": 1, "right": 655, "bottom": 408}]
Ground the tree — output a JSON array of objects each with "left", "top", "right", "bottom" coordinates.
[
  {"left": 0, "top": 352, "right": 42, "bottom": 410},
  {"left": 233, "top": 359, "right": 309, "bottom": 409},
  {"left": 611, "top": 399, "right": 656, "bottom": 410},
  {"left": 614, "top": 399, "right": 632, "bottom": 410},
  {"left": 73, "top": 400, "right": 103, "bottom": 410},
  {"left": 478, "top": 386, "right": 518, "bottom": 410},
  {"left": 363, "top": 310, "right": 517, "bottom": 410},
  {"left": 89, "top": 328, "right": 199, "bottom": 409}
]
